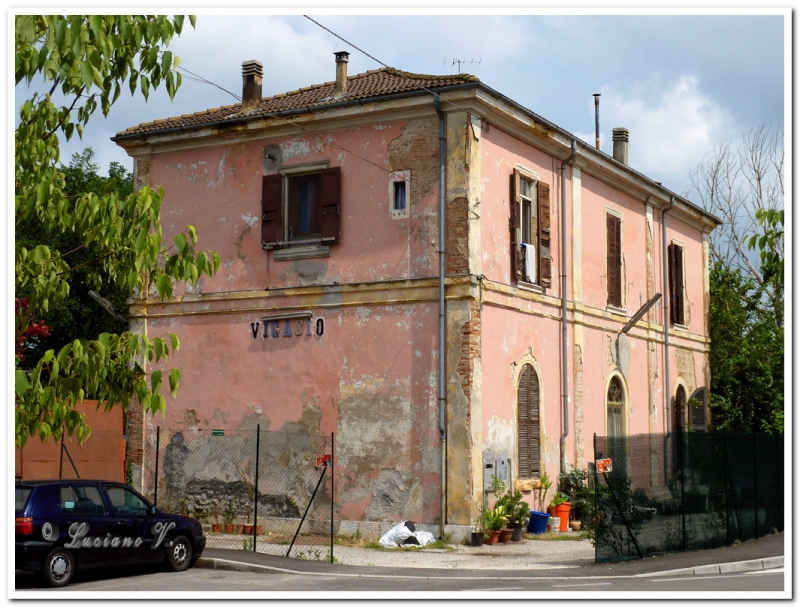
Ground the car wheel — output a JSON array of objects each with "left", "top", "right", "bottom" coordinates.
[
  {"left": 42, "top": 547, "right": 75, "bottom": 588},
  {"left": 165, "top": 535, "right": 193, "bottom": 572}
]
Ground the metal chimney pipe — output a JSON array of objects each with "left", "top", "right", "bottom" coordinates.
[{"left": 593, "top": 94, "right": 601, "bottom": 150}]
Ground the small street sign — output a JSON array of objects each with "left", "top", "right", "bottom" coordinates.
[
  {"left": 596, "top": 458, "right": 612, "bottom": 473},
  {"left": 316, "top": 454, "right": 331, "bottom": 467},
  {"left": 211, "top": 429, "right": 225, "bottom": 437}
]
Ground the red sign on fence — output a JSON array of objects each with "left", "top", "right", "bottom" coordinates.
[
  {"left": 596, "top": 458, "right": 612, "bottom": 473},
  {"left": 316, "top": 454, "right": 331, "bottom": 467}
]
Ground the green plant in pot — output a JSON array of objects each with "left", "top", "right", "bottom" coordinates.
[
  {"left": 223, "top": 498, "right": 235, "bottom": 533},
  {"left": 559, "top": 465, "right": 591, "bottom": 528},
  {"left": 549, "top": 492, "right": 571, "bottom": 533},
  {"left": 534, "top": 470, "right": 553, "bottom": 514},
  {"left": 482, "top": 505, "right": 507, "bottom": 545}
]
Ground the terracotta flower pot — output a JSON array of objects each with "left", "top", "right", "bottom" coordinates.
[
  {"left": 236, "top": 524, "right": 245, "bottom": 534},
  {"left": 243, "top": 525, "right": 254, "bottom": 535},
  {"left": 569, "top": 520, "right": 582, "bottom": 532},
  {"left": 547, "top": 506, "right": 554, "bottom": 517},
  {"left": 224, "top": 524, "right": 234, "bottom": 533},
  {"left": 484, "top": 530, "right": 501, "bottom": 545},
  {"left": 255, "top": 525, "right": 262, "bottom": 535},
  {"left": 211, "top": 524, "right": 222, "bottom": 533},
  {"left": 554, "top": 503, "right": 571, "bottom": 533},
  {"left": 498, "top": 528, "right": 514, "bottom": 543}
]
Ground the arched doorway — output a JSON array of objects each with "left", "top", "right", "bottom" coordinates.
[
  {"left": 673, "top": 385, "right": 687, "bottom": 432},
  {"left": 606, "top": 376, "right": 625, "bottom": 437}
]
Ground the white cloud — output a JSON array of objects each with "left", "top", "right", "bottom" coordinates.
[{"left": 581, "top": 76, "right": 738, "bottom": 192}]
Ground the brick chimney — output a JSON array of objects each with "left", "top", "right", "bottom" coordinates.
[
  {"left": 242, "top": 60, "right": 263, "bottom": 110},
  {"left": 612, "top": 128, "right": 629, "bottom": 165},
  {"left": 334, "top": 51, "right": 350, "bottom": 98}
]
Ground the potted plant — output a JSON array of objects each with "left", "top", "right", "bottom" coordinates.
[
  {"left": 210, "top": 501, "right": 222, "bottom": 533},
  {"left": 549, "top": 492, "right": 571, "bottom": 533},
  {"left": 506, "top": 495, "right": 531, "bottom": 542},
  {"left": 533, "top": 470, "right": 553, "bottom": 515},
  {"left": 223, "top": 498, "right": 235, "bottom": 533},
  {"left": 559, "top": 465, "right": 591, "bottom": 531},
  {"left": 483, "top": 505, "right": 507, "bottom": 545}
]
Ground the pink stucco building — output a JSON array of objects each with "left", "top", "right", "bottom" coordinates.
[{"left": 114, "top": 53, "right": 719, "bottom": 534}]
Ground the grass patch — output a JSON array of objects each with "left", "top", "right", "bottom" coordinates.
[{"left": 525, "top": 532, "right": 589, "bottom": 541}]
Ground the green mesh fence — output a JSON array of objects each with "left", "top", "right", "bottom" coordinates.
[{"left": 594, "top": 431, "right": 783, "bottom": 564}]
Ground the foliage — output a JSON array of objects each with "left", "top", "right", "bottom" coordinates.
[
  {"left": 591, "top": 471, "right": 653, "bottom": 553},
  {"left": 559, "top": 466, "right": 593, "bottom": 521},
  {"left": 549, "top": 492, "right": 570, "bottom": 508},
  {"left": 533, "top": 470, "right": 552, "bottom": 513},
  {"left": 242, "top": 536, "right": 254, "bottom": 551},
  {"left": 707, "top": 260, "right": 783, "bottom": 432},
  {"left": 223, "top": 499, "right": 235, "bottom": 526},
  {"left": 481, "top": 505, "right": 508, "bottom": 533},
  {"left": 491, "top": 475, "right": 530, "bottom": 526},
  {"left": 14, "top": 15, "right": 220, "bottom": 447}
]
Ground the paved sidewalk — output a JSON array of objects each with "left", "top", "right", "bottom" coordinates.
[{"left": 197, "top": 531, "right": 784, "bottom": 579}]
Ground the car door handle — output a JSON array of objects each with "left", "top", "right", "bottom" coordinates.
[{"left": 116, "top": 521, "right": 127, "bottom": 526}]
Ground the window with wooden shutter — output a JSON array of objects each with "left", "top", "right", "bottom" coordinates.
[
  {"left": 320, "top": 167, "right": 341, "bottom": 244},
  {"left": 689, "top": 388, "right": 707, "bottom": 432},
  {"left": 537, "top": 182, "right": 551, "bottom": 288},
  {"left": 517, "top": 364, "right": 541, "bottom": 479},
  {"left": 510, "top": 172, "right": 523, "bottom": 282},
  {"left": 261, "top": 174, "right": 282, "bottom": 249},
  {"left": 606, "top": 213, "right": 622, "bottom": 307},
  {"left": 668, "top": 243, "right": 685, "bottom": 325}
]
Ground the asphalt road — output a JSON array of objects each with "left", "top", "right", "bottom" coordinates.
[{"left": 15, "top": 565, "right": 785, "bottom": 594}]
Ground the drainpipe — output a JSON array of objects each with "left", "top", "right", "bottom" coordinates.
[
  {"left": 662, "top": 196, "right": 676, "bottom": 432},
  {"left": 433, "top": 95, "right": 446, "bottom": 540},
  {"left": 560, "top": 140, "right": 578, "bottom": 474}
]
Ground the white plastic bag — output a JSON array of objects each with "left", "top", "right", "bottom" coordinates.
[
  {"left": 412, "top": 530, "right": 436, "bottom": 547},
  {"left": 379, "top": 521, "right": 413, "bottom": 548}
]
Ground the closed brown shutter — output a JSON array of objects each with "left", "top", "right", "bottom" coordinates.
[
  {"left": 668, "top": 243, "right": 686, "bottom": 325},
  {"left": 538, "top": 182, "right": 551, "bottom": 288},
  {"left": 517, "top": 364, "right": 541, "bottom": 479},
  {"left": 690, "top": 388, "right": 707, "bottom": 432},
  {"left": 606, "top": 214, "right": 622, "bottom": 307},
  {"left": 510, "top": 171, "right": 523, "bottom": 282},
  {"left": 320, "top": 167, "right": 341, "bottom": 243},
  {"left": 261, "top": 174, "right": 282, "bottom": 249}
]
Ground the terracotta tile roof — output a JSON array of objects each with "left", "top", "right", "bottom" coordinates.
[{"left": 115, "top": 68, "right": 479, "bottom": 138}]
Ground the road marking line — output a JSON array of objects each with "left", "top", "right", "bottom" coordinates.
[
  {"left": 551, "top": 582, "right": 612, "bottom": 587},
  {"left": 744, "top": 568, "right": 784, "bottom": 575},
  {"left": 650, "top": 573, "right": 784, "bottom": 582}
]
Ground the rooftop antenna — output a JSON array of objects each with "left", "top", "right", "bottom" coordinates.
[{"left": 445, "top": 57, "right": 482, "bottom": 74}]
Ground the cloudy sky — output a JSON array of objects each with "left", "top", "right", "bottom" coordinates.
[{"left": 16, "top": 11, "right": 786, "bottom": 198}]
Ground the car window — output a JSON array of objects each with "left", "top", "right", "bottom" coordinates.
[
  {"left": 106, "top": 486, "right": 150, "bottom": 515},
  {"left": 15, "top": 486, "right": 32, "bottom": 516},
  {"left": 60, "top": 485, "right": 107, "bottom": 515}
]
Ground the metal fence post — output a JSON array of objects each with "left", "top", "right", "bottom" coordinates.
[
  {"left": 254, "top": 425, "right": 260, "bottom": 552},
  {"left": 330, "top": 431, "right": 335, "bottom": 563},
  {"left": 593, "top": 433, "right": 598, "bottom": 566},
  {"left": 753, "top": 428, "right": 758, "bottom": 539},
  {"left": 154, "top": 426, "right": 160, "bottom": 508},
  {"left": 722, "top": 430, "right": 730, "bottom": 545},
  {"left": 680, "top": 428, "right": 686, "bottom": 552},
  {"left": 59, "top": 432, "right": 65, "bottom": 479}
]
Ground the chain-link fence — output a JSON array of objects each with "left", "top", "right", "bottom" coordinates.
[
  {"left": 143, "top": 427, "right": 335, "bottom": 561},
  {"left": 57, "top": 430, "right": 126, "bottom": 482},
  {"left": 593, "top": 430, "right": 784, "bottom": 564}
]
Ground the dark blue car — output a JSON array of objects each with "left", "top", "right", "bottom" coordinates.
[{"left": 15, "top": 480, "right": 206, "bottom": 587}]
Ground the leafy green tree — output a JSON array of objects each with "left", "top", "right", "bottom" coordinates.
[
  {"left": 15, "top": 15, "right": 219, "bottom": 447},
  {"left": 707, "top": 261, "right": 783, "bottom": 433},
  {"left": 16, "top": 148, "right": 132, "bottom": 364}
]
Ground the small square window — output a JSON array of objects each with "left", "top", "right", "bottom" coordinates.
[{"left": 389, "top": 170, "right": 410, "bottom": 219}]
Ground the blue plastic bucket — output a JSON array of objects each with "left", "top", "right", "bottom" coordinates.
[{"left": 527, "top": 510, "right": 549, "bottom": 535}]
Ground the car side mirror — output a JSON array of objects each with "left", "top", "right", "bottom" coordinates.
[{"left": 150, "top": 506, "right": 157, "bottom": 515}]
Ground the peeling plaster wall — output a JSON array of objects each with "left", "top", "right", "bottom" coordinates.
[
  {"left": 144, "top": 300, "right": 440, "bottom": 523},
  {"left": 148, "top": 119, "right": 440, "bottom": 294}
]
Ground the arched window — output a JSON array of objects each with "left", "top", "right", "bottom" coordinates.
[
  {"left": 517, "top": 364, "right": 541, "bottom": 479},
  {"left": 606, "top": 376, "right": 625, "bottom": 436},
  {"left": 674, "top": 385, "right": 687, "bottom": 432}
]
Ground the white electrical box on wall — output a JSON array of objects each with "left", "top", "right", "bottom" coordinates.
[{"left": 498, "top": 453, "right": 509, "bottom": 483}]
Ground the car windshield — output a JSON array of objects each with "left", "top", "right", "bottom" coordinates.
[{"left": 15, "top": 486, "right": 32, "bottom": 516}]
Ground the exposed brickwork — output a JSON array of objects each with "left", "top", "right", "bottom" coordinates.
[
  {"left": 125, "top": 401, "right": 145, "bottom": 465},
  {"left": 447, "top": 196, "right": 470, "bottom": 274},
  {"left": 456, "top": 299, "right": 482, "bottom": 411}
]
